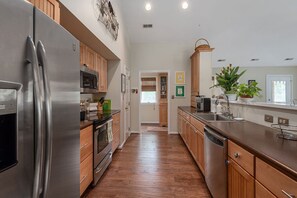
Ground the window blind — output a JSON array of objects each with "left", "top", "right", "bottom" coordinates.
[{"left": 141, "top": 77, "right": 156, "bottom": 91}]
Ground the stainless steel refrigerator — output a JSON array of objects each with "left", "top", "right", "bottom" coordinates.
[{"left": 0, "top": 0, "right": 80, "bottom": 197}]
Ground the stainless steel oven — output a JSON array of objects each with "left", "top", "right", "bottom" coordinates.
[
  {"left": 80, "top": 66, "right": 98, "bottom": 94},
  {"left": 93, "top": 117, "right": 113, "bottom": 186}
]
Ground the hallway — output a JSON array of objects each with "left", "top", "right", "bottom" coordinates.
[{"left": 85, "top": 132, "right": 211, "bottom": 198}]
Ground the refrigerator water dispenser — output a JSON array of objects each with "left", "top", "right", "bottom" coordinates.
[{"left": 0, "top": 85, "right": 19, "bottom": 172}]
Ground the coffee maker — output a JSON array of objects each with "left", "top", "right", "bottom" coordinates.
[{"left": 196, "top": 95, "right": 211, "bottom": 112}]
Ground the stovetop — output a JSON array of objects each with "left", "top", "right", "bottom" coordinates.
[{"left": 86, "top": 111, "right": 112, "bottom": 126}]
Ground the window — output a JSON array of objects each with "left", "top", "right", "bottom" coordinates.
[
  {"left": 266, "top": 75, "right": 293, "bottom": 103},
  {"left": 141, "top": 91, "right": 157, "bottom": 103},
  {"left": 141, "top": 77, "right": 157, "bottom": 104}
]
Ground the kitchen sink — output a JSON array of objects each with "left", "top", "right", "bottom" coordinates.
[{"left": 193, "top": 113, "right": 234, "bottom": 121}]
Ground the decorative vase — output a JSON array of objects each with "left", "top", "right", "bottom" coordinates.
[{"left": 225, "top": 94, "right": 237, "bottom": 101}]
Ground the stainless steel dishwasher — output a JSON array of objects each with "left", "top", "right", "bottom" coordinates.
[{"left": 204, "top": 127, "right": 228, "bottom": 198}]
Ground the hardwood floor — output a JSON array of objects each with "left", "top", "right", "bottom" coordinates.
[{"left": 85, "top": 132, "right": 211, "bottom": 198}]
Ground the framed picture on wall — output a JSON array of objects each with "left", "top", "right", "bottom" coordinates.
[
  {"left": 175, "top": 85, "right": 185, "bottom": 97},
  {"left": 175, "top": 71, "right": 185, "bottom": 84},
  {"left": 121, "top": 74, "right": 126, "bottom": 93}
]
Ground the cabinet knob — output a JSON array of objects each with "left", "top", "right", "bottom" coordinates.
[{"left": 234, "top": 153, "right": 239, "bottom": 158}]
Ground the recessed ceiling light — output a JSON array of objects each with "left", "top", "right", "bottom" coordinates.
[
  {"left": 250, "top": 58, "right": 260, "bottom": 61},
  {"left": 145, "top": 3, "right": 151, "bottom": 11},
  {"left": 182, "top": 1, "right": 189, "bottom": 9},
  {"left": 284, "top": 58, "right": 294, "bottom": 61},
  {"left": 217, "top": 59, "right": 226, "bottom": 62}
]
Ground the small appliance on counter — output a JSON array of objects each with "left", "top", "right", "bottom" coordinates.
[
  {"left": 80, "top": 65, "right": 99, "bottom": 94},
  {"left": 196, "top": 95, "right": 211, "bottom": 112}
]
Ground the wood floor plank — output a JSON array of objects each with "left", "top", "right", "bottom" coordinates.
[{"left": 84, "top": 132, "right": 211, "bottom": 198}]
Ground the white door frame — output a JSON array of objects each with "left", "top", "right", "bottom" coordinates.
[
  {"left": 266, "top": 74, "right": 293, "bottom": 103},
  {"left": 138, "top": 70, "right": 171, "bottom": 134}
]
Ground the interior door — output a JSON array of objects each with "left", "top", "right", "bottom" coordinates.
[
  {"left": 124, "top": 69, "right": 131, "bottom": 140},
  {"left": 0, "top": 0, "right": 34, "bottom": 197}
]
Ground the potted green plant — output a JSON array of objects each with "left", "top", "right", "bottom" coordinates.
[
  {"left": 211, "top": 64, "right": 246, "bottom": 101},
  {"left": 237, "top": 81, "right": 262, "bottom": 102}
]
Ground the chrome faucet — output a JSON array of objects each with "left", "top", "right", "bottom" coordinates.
[{"left": 221, "top": 95, "right": 233, "bottom": 119}]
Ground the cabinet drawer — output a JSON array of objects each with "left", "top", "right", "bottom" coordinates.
[
  {"left": 255, "top": 180, "right": 276, "bottom": 198},
  {"left": 80, "top": 125, "right": 93, "bottom": 163},
  {"left": 228, "top": 140, "right": 254, "bottom": 176},
  {"left": 256, "top": 158, "right": 297, "bottom": 198},
  {"left": 184, "top": 112, "right": 190, "bottom": 120},
  {"left": 190, "top": 116, "right": 205, "bottom": 133},
  {"left": 80, "top": 154, "right": 93, "bottom": 196}
]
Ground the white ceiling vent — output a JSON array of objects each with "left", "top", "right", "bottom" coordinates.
[{"left": 143, "top": 24, "right": 153, "bottom": 28}]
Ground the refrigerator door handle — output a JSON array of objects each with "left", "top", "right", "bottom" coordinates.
[
  {"left": 37, "top": 41, "right": 53, "bottom": 198},
  {"left": 26, "top": 36, "right": 44, "bottom": 198}
]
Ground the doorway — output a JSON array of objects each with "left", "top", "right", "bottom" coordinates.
[
  {"left": 139, "top": 71, "right": 169, "bottom": 133},
  {"left": 266, "top": 75, "right": 293, "bottom": 103}
]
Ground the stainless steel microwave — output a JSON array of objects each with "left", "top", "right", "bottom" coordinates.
[{"left": 80, "top": 66, "right": 98, "bottom": 93}]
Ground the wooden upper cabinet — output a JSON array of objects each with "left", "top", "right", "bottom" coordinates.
[
  {"left": 96, "top": 54, "right": 108, "bottom": 93},
  {"left": 228, "top": 157, "right": 254, "bottom": 198},
  {"left": 85, "top": 46, "right": 96, "bottom": 70},
  {"left": 191, "top": 52, "right": 199, "bottom": 96},
  {"left": 32, "top": 0, "right": 60, "bottom": 24},
  {"left": 80, "top": 42, "right": 86, "bottom": 66}
]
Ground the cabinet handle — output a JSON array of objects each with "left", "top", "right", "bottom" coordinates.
[
  {"left": 80, "top": 143, "right": 88, "bottom": 150},
  {"left": 282, "top": 190, "right": 296, "bottom": 198},
  {"left": 80, "top": 175, "right": 87, "bottom": 184},
  {"left": 234, "top": 153, "right": 240, "bottom": 158}
]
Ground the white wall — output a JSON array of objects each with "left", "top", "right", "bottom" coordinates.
[
  {"left": 130, "top": 42, "right": 194, "bottom": 132},
  {"left": 213, "top": 66, "right": 297, "bottom": 101},
  {"left": 60, "top": 0, "right": 131, "bottom": 144}
]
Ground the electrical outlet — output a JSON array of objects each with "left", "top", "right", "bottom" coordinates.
[
  {"left": 264, "top": 114, "right": 273, "bottom": 123},
  {"left": 278, "top": 117, "right": 289, "bottom": 125}
]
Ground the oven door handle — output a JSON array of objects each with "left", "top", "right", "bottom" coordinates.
[{"left": 95, "top": 119, "right": 113, "bottom": 130}]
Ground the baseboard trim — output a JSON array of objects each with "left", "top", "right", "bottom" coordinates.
[
  {"left": 141, "top": 121, "right": 159, "bottom": 124},
  {"left": 168, "top": 131, "right": 179, "bottom": 135}
]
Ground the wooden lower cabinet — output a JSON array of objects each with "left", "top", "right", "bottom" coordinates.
[
  {"left": 80, "top": 125, "right": 93, "bottom": 196},
  {"left": 159, "top": 103, "right": 168, "bottom": 127},
  {"left": 255, "top": 180, "right": 276, "bottom": 198},
  {"left": 179, "top": 109, "right": 205, "bottom": 175},
  {"left": 256, "top": 158, "right": 297, "bottom": 198},
  {"left": 80, "top": 154, "right": 93, "bottom": 196},
  {"left": 228, "top": 158, "right": 254, "bottom": 198},
  {"left": 112, "top": 112, "right": 121, "bottom": 153},
  {"left": 197, "top": 131, "right": 204, "bottom": 174}
]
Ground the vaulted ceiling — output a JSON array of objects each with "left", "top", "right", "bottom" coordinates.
[{"left": 118, "top": 0, "right": 297, "bottom": 67}]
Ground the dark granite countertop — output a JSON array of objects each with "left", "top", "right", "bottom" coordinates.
[
  {"left": 178, "top": 106, "right": 297, "bottom": 179},
  {"left": 80, "top": 110, "right": 120, "bottom": 130}
]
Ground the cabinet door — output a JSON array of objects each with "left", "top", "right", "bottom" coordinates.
[
  {"left": 99, "top": 57, "right": 108, "bottom": 92},
  {"left": 191, "top": 52, "right": 199, "bottom": 96},
  {"left": 85, "top": 46, "right": 96, "bottom": 70},
  {"left": 80, "top": 42, "right": 86, "bottom": 66},
  {"left": 34, "top": 0, "right": 60, "bottom": 24},
  {"left": 197, "top": 131, "right": 205, "bottom": 174},
  {"left": 228, "top": 158, "right": 254, "bottom": 198},
  {"left": 159, "top": 103, "right": 168, "bottom": 127},
  {"left": 190, "top": 126, "right": 198, "bottom": 161},
  {"left": 80, "top": 154, "right": 93, "bottom": 196}
]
